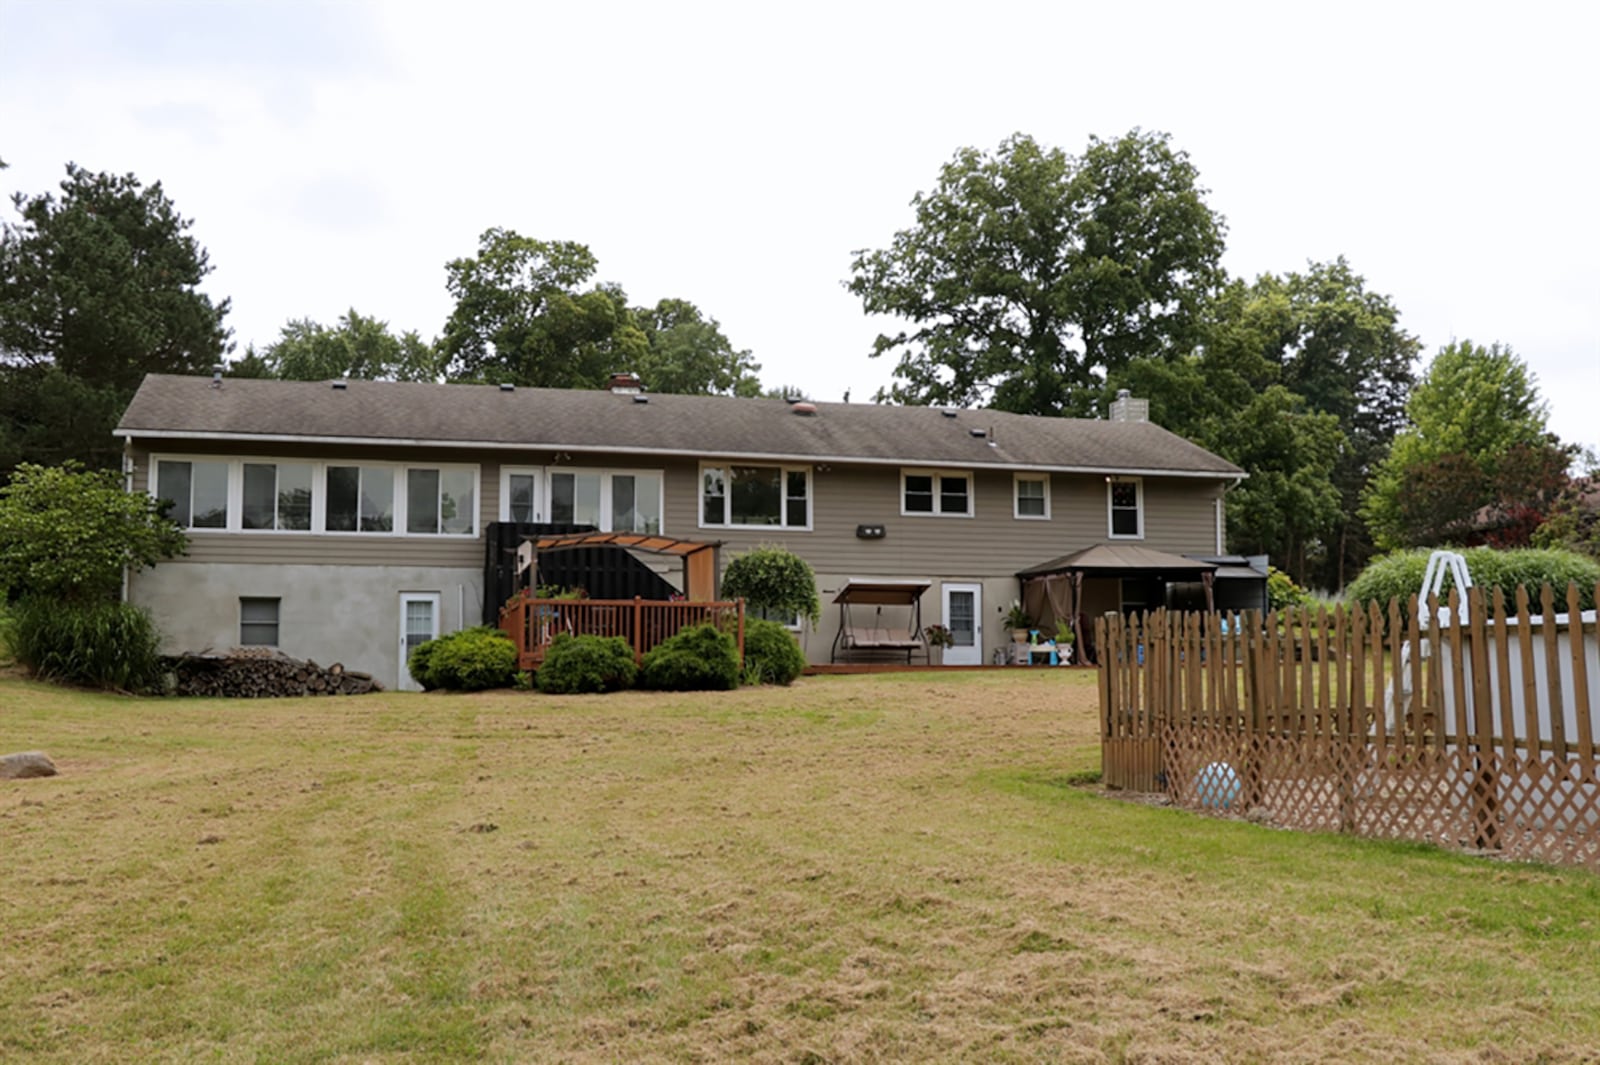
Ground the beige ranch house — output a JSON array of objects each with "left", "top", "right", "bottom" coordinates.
[{"left": 115, "top": 373, "right": 1248, "bottom": 688}]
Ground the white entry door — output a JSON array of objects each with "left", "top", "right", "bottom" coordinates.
[
  {"left": 941, "top": 583, "right": 983, "bottom": 666},
  {"left": 399, "top": 592, "right": 441, "bottom": 690}
]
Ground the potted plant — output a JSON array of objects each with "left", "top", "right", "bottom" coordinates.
[
  {"left": 923, "top": 623, "right": 954, "bottom": 664},
  {"left": 1001, "top": 600, "right": 1033, "bottom": 643},
  {"left": 1052, "top": 618, "right": 1076, "bottom": 664}
]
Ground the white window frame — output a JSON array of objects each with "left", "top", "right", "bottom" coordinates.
[
  {"left": 547, "top": 467, "right": 666, "bottom": 534},
  {"left": 240, "top": 460, "right": 316, "bottom": 532},
  {"left": 499, "top": 465, "right": 545, "bottom": 523},
  {"left": 1013, "top": 473, "right": 1051, "bottom": 521},
  {"left": 148, "top": 455, "right": 479, "bottom": 538},
  {"left": 152, "top": 456, "right": 233, "bottom": 531},
  {"left": 698, "top": 462, "right": 812, "bottom": 531},
  {"left": 900, "top": 469, "right": 973, "bottom": 518},
  {"left": 1107, "top": 476, "right": 1144, "bottom": 540}
]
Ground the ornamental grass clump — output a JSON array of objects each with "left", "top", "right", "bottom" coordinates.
[
  {"left": 536, "top": 633, "right": 637, "bottom": 694},
  {"left": 5, "top": 596, "right": 162, "bottom": 692}
]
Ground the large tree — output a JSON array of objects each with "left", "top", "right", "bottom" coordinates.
[
  {"left": 0, "top": 164, "right": 230, "bottom": 471},
  {"left": 633, "top": 298, "right": 762, "bottom": 397},
  {"left": 1362, "top": 340, "right": 1563, "bottom": 550},
  {"left": 440, "top": 229, "right": 647, "bottom": 388},
  {"left": 848, "top": 129, "right": 1226, "bottom": 416},
  {"left": 257, "top": 309, "right": 440, "bottom": 382}
]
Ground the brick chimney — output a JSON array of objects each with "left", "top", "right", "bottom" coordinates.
[
  {"left": 607, "top": 372, "right": 643, "bottom": 394},
  {"left": 1109, "top": 389, "right": 1149, "bottom": 423}
]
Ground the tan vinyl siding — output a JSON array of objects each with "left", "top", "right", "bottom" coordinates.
[
  {"left": 667, "top": 462, "right": 1226, "bottom": 579},
  {"left": 128, "top": 440, "right": 1226, "bottom": 577}
]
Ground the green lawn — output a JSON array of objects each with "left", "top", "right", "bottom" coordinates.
[{"left": 2, "top": 668, "right": 1596, "bottom": 1063}]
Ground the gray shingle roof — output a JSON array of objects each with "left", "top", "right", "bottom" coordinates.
[{"left": 116, "top": 374, "right": 1243, "bottom": 478}]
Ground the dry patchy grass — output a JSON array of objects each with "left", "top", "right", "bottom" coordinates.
[{"left": 2, "top": 670, "right": 1598, "bottom": 1063}]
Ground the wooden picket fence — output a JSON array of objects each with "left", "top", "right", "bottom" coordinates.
[{"left": 1097, "top": 583, "right": 1600, "bottom": 870}]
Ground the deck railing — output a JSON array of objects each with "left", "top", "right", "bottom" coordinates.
[{"left": 499, "top": 593, "right": 745, "bottom": 670}]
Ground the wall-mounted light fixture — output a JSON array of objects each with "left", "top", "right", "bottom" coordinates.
[{"left": 855, "top": 524, "right": 886, "bottom": 540}]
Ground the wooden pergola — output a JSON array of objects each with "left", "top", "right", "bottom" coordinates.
[{"left": 520, "top": 531, "right": 722, "bottom": 601}]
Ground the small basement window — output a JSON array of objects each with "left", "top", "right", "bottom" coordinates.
[{"left": 240, "top": 597, "right": 281, "bottom": 646}]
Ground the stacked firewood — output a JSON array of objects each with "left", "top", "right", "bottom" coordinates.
[{"left": 162, "top": 647, "right": 382, "bottom": 698}]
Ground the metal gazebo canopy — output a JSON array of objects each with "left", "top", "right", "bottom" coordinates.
[{"left": 1016, "top": 543, "right": 1219, "bottom": 640}]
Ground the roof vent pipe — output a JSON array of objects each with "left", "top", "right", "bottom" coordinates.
[
  {"left": 499, "top": 382, "right": 515, "bottom": 392},
  {"left": 211, "top": 365, "right": 223, "bottom": 388}
]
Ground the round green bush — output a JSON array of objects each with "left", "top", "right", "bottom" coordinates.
[
  {"left": 410, "top": 626, "right": 518, "bottom": 691},
  {"left": 639, "top": 623, "right": 740, "bottom": 691},
  {"left": 721, "top": 545, "right": 820, "bottom": 627},
  {"left": 536, "top": 633, "right": 637, "bottom": 694},
  {"left": 6, "top": 595, "right": 162, "bottom": 691},
  {"left": 407, "top": 637, "right": 441, "bottom": 690},
  {"left": 741, "top": 618, "right": 806, "bottom": 685},
  {"left": 1347, "top": 546, "right": 1599, "bottom": 628}
]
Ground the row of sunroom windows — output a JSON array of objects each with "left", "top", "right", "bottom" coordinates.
[{"left": 154, "top": 457, "right": 1145, "bottom": 538}]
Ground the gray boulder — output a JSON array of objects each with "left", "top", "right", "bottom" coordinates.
[{"left": 1, "top": 751, "right": 58, "bottom": 779}]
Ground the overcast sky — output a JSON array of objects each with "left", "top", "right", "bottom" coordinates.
[{"left": 3, "top": 0, "right": 1596, "bottom": 449}]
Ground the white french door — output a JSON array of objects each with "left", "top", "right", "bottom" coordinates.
[
  {"left": 941, "top": 583, "right": 983, "bottom": 666},
  {"left": 398, "top": 592, "right": 441, "bottom": 690}
]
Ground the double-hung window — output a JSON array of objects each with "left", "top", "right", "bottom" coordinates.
[
  {"left": 1108, "top": 477, "right": 1143, "bottom": 538},
  {"left": 901, "top": 470, "right": 971, "bottom": 517},
  {"left": 549, "top": 469, "right": 663, "bottom": 533},
  {"left": 155, "top": 459, "right": 231, "bottom": 529},
  {"left": 699, "top": 464, "right": 810, "bottom": 528},
  {"left": 1014, "top": 474, "right": 1050, "bottom": 520}
]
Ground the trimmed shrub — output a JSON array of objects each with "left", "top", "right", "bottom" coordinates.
[
  {"left": 407, "top": 637, "right": 441, "bottom": 690},
  {"left": 409, "top": 626, "right": 518, "bottom": 691},
  {"left": 1266, "top": 567, "right": 1314, "bottom": 612},
  {"left": 6, "top": 596, "right": 162, "bottom": 691},
  {"left": 1347, "top": 546, "right": 1600, "bottom": 628},
  {"left": 721, "top": 545, "right": 820, "bottom": 628},
  {"left": 536, "top": 633, "right": 637, "bottom": 694},
  {"left": 741, "top": 618, "right": 806, "bottom": 686},
  {"left": 639, "top": 623, "right": 740, "bottom": 691}
]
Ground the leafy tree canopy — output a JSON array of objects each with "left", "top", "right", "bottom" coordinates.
[
  {"left": 1362, "top": 341, "right": 1557, "bottom": 550},
  {"left": 256, "top": 308, "right": 440, "bottom": 382},
  {"left": 633, "top": 298, "right": 762, "bottom": 397},
  {"left": 848, "top": 129, "right": 1226, "bottom": 416},
  {"left": 0, "top": 164, "right": 230, "bottom": 472},
  {"left": 0, "top": 462, "right": 187, "bottom": 604},
  {"left": 441, "top": 229, "right": 647, "bottom": 388},
  {"left": 1115, "top": 258, "right": 1419, "bottom": 589}
]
